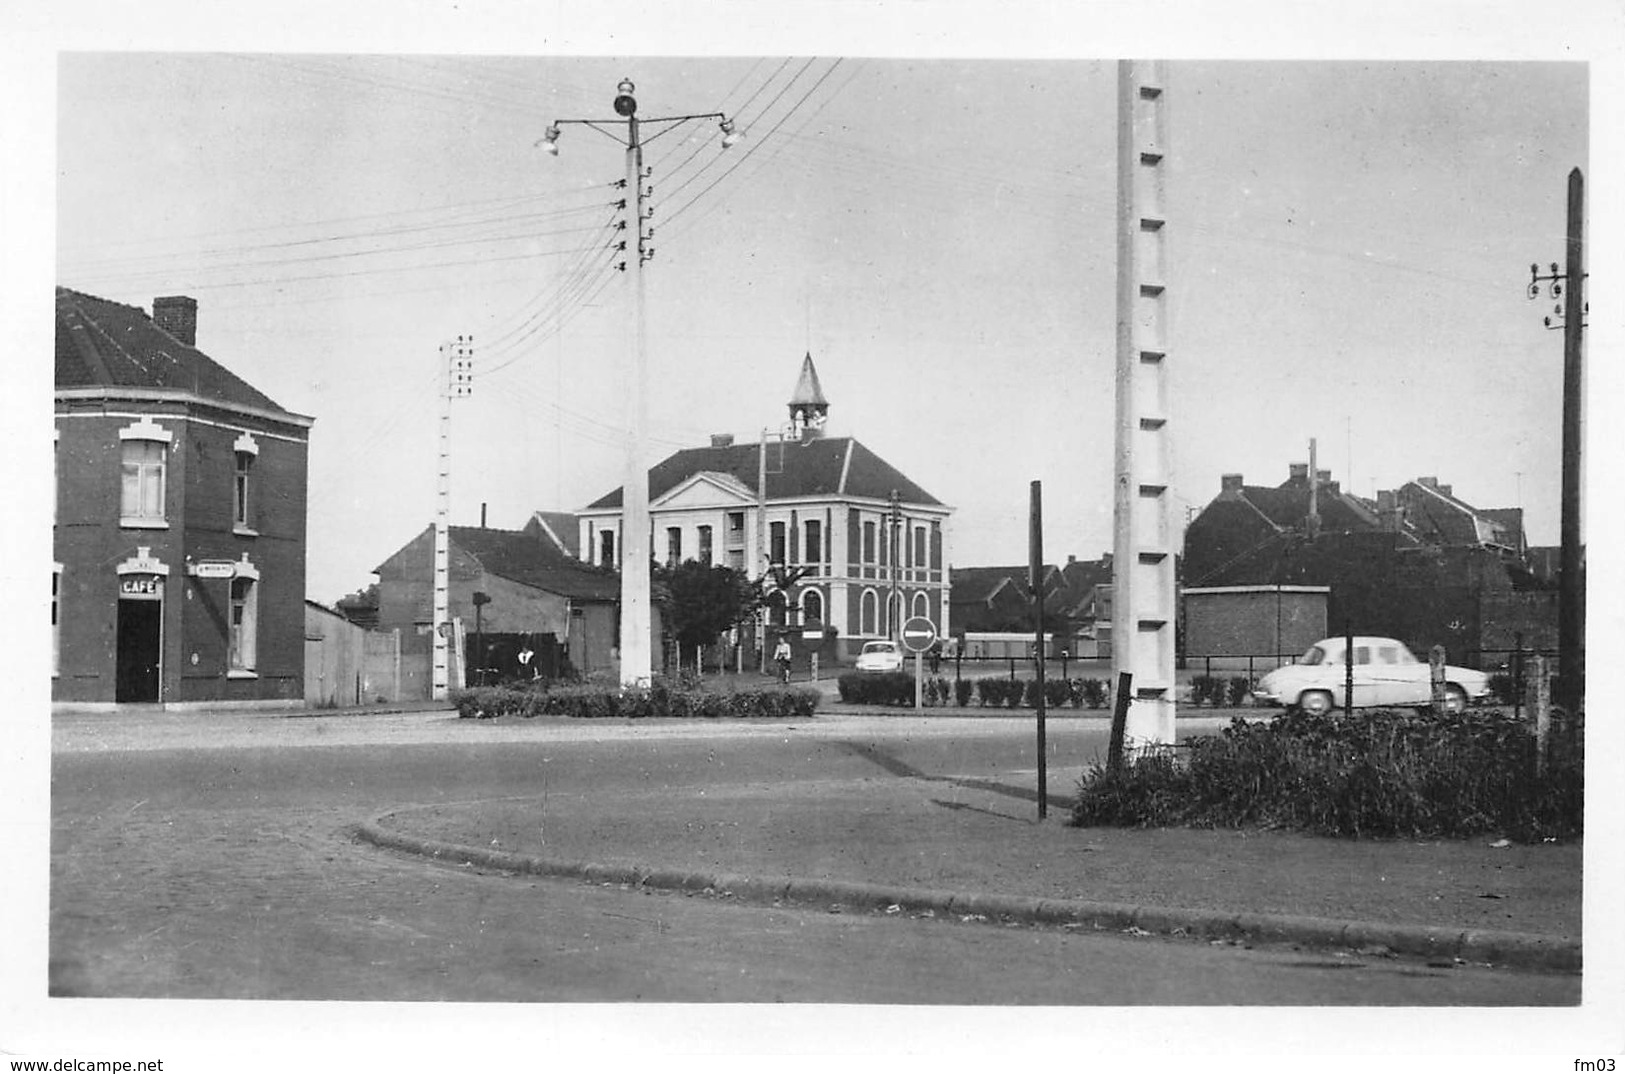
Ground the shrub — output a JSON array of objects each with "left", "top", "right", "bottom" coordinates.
[
  {"left": 1190, "top": 675, "right": 1223, "bottom": 706},
  {"left": 1070, "top": 707, "right": 1583, "bottom": 842},
  {"left": 452, "top": 681, "right": 820, "bottom": 720},
  {"left": 1227, "top": 676, "right": 1253, "bottom": 707},
  {"left": 1079, "top": 678, "right": 1108, "bottom": 709},
  {"left": 837, "top": 670, "right": 915, "bottom": 707},
  {"left": 954, "top": 677, "right": 975, "bottom": 707},
  {"left": 1489, "top": 672, "right": 1516, "bottom": 704}
]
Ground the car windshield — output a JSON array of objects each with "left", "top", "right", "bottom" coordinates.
[
  {"left": 862, "top": 642, "right": 894, "bottom": 654},
  {"left": 1299, "top": 645, "right": 1328, "bottom": 666}
]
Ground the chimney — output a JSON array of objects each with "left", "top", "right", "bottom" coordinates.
[
  {"left": 710, "top": 433, "right": 735, "bottom": 448},
  {"left": 1315, "top": 468, "right": 1331, "bottom": 487},
  {"left": 1221, "top": 473, "right": 1244, "bottom": 496},
  {"left": 480, "top": 502, "right": 487, "bottom": 528},
  {"left": 153, "top": 296, "right": 197, "bottom": 346},
  {"left": 1438, "top": 484, "right": 1452, "bottom": 498},
  {"left": 1288, "top": 462, "right": 1309, "bottom": 487},
  {"left": 1376, "top": 490, "right": 1400, "bottom": 532},
  {"left": 1418, "top": 476, "right": 1438, "bottom": 490}
]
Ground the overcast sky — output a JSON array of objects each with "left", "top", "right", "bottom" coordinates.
[{"left": 52, "top": 50, "right": 1592, "bottom": 603}]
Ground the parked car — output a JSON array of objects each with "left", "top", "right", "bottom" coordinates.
[
  {"left": 855, "top": 640, "right": 904, "bottom": 673},
  {"left": 1252, "top": 636, "right": 1491, "bottom": 716}
]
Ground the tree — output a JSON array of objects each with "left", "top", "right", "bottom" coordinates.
[{"left": 654, "top": 560, "right": 759, "bottom": 650}]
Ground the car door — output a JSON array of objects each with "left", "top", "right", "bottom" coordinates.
[
  {"left": 1347, "top": 643, "right": 1382, "bottom": 709},
  {"left": 1371, "top": 642, "right": 1423, "bottom": 706}
]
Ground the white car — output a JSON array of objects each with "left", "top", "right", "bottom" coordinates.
[
  {"left": 1253, "top": 636, "right": 1491, "bottom": 716},
  {"left": 855, "top": 640, "right": 904, "bottom": 673}
]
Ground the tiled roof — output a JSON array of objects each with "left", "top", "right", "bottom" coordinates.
[
  {"left": 949, "top": 566, "right": 1029, "bottom": 605},
  {"left": 526, "top": 511, "right": 580, "bottom": 557},
  {"left": 1247, "top": 483, "right": 1378, "bottom": 532},
  {"left": 585, "top": 436, "right": 943, "bottom": 510},
  {"left": 55, "top": 287, "right": 292, "bottom": 415},
  {"left": 451, "top": 526, "right": 620, "bottom": 601}
]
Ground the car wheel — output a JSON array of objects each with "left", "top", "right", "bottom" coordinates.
[
  {"left": 1442, "top": 684, "right": 1469, "bottom": 715},
  {"left": 1297, "top": 690, "right": 1334, "bottom": 717}
]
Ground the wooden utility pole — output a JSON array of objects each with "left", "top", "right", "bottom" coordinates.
[
  {"left": 1030, "top": 481, "right": 1047, "bottom": 819},
  {"left": 1558, "top": 168, "right": 1585, "bottom": 719}
]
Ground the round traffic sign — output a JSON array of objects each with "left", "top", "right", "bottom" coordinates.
[{"left": 900, "top": 616, "right": 937, "bottom": 653}]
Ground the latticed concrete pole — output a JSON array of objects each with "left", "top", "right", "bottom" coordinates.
[
  {"left": 1111, "top": 60, "right": 1177, "bottom": 746},
  {"left": 433, "top": 335, "right": 473, "bottom": 700}
]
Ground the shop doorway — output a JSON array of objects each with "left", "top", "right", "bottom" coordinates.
[{"left": 116, "top": 598, "right": 162, "bottom": 702}]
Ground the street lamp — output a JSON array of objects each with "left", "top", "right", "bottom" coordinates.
[{"left": 541, "top": 79, "right": 741, "bottom": 690}]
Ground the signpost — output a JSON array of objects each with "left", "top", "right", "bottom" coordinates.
[
  {"left": 901, "top": 615, "right": 937, "bottom": 709},
  {"left": 798, "top": 622, "right": 830, "bottom": 681}
]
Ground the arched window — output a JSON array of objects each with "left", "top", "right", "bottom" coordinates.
[
  {"left": 802, "top": 589, "right": 823, "bottom": 625},
  {"left": 769, "top": 591, "right": 788, "bottom": 626},
  {"left": 860, "top": 590, "right": 878, "bottom": 635},
  {"left": 912, "top": 591, "right": 930, "bottom": 619}
]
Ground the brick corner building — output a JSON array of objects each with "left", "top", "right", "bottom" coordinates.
[{"left": 53, "top": 287, "right": 313, "bottom": 708}]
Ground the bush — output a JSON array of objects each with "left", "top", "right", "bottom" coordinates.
[
  {"left": 1228, "top": 676, "right": 1253, "bottom": 707},
  {"left": 1070, "top": 708, "right": 1583, "bottom": 842},
  {"left": 1489, "top": 672, "right": 1516, "bottom": 704},
  {"left": 1079, "top": 678, "right": 1109, "bottom": 709},
  {"left": 452, "top": 681, "right": 820, "bottom": 720},
  {"left": 837, "top": 670, "right": 915, "bottom": 707},
  {"left": 954, "top": 677, "right": 975, "bottom": 707}
]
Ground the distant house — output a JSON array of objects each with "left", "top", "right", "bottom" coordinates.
[
  {"left": 371, "top": 519, "right": 622, "bottom": 691},
  {"left": 949, "top": 554, "right": 1114, "bottom": 657},
  {"left": 1182, "top": 462, "right": 1561, "bottom": 666},
  {"left": 576, "top": 354, "right": 953, "bottom": 660},
  {"left": 54, "top": 287, "right": 313, "bottom": 707}
]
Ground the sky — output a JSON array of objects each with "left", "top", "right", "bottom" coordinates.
[
  {"left": 8, "top": 0, "right": 1625, "bottom": 1062},
  {"left": 48, "top": 48, "right": 1594, "bottom": 604}
]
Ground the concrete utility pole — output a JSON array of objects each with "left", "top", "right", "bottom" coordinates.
[
  {"left": 541, "top": 81, "right": 739, "bottom": 689},
  {"left": 888, "top": 488, "right": 902, "bottom": 640},
  {"left": 1111, "top": 60, "right": 1176, "bottom": 748},
  {"left": 432, "top": 335, "right": 473, "bottom": 700}
]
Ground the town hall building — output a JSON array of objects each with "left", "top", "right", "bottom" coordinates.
[{"left": 575, "top": 354, "right": 953, "bottom": 660}]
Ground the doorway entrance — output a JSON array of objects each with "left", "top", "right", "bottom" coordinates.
[{"left": 116, "top": 597, "right": 162, "bottom": 702}]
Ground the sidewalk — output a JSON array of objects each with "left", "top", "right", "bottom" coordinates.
[{"left": 361, "top": 751, "right": 1582, "bottom": 971}]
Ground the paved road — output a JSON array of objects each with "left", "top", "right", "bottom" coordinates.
[{"left": 49, "top": 711, "right": 1577, "bottom": 1004}]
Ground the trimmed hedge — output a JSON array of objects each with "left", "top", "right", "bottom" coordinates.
[
  {"left": 1071, "top": 707, "right": 1584, "bottom": 842},
  {"left": 453, "top": 680, "right": 820, "bottom": 720},
  {"left": 835, "top": 673, "right": 1113, "bottom": 710}
]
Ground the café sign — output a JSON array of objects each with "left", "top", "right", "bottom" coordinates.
[{"left": 119, "top": 575, "right": 163, "bottom": 599}]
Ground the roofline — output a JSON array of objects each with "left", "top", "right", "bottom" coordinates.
[
  {"left": 56, "top": 386, "right": 315, "bottom": 430},
  {"left": 1182, "top": 585, "right": 1332, "bottom": 595},
  {"left": 578, "top": 493, "right": 954, "bottom": 516}
]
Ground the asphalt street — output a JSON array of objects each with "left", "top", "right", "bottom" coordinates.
[{"left": 48, "top": 710, "right": 1579, "bottom": 1005}]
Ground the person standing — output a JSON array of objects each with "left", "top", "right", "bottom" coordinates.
[{"left": 773, "top": 636, "right": 793, "bottom": 684}]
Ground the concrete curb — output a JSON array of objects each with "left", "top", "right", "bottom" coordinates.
[{"left": 353, "top": 820, "right": 1580, "bottom": 974}]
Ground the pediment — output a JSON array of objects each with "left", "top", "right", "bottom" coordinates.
[{"left": 653, "top": 470, "right": 757, "bottom": 510}]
